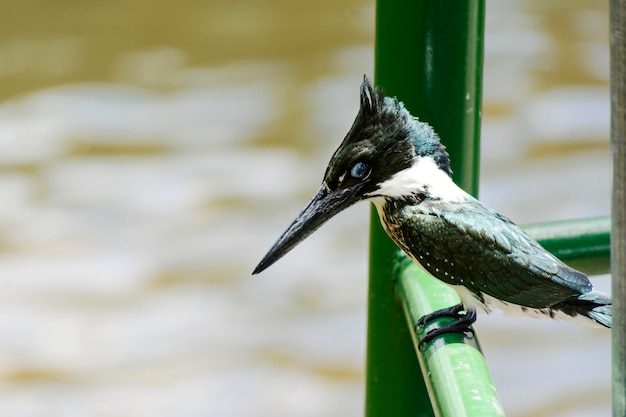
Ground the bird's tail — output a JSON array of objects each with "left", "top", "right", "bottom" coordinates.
[
  {"left": 586, "top": 304, "right": 612, "bottom": 328},
  {"left": 557, "top": 290, "right": 612, "bottom": 328}
]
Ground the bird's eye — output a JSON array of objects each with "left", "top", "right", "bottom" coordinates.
[{"left": 350, "top": 161, "right": 371, "bottom": 179}]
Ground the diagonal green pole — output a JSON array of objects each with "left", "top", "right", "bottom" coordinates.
[
  {"left": 611, "top": 1, "right": 626, "bottom": 415},
  {"left": 366, "top": 2, "right": 486, "bottom": 416}
]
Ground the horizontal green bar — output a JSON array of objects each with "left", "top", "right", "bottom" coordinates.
[
  {"left": 523, "top": 216, "right": 610, "bottom": 275},
  {"left": 395, "top": 256, "right": 505, "bottom": 417}
]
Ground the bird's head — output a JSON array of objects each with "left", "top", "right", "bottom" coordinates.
[{"left": 253, "top": 76, "right": 452, "bottom": 274}]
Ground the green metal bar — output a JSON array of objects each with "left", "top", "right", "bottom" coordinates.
[
  {"left": 524, "top": 216, "right": 611, "bottom": 275},
  {"left": 397, "top": 258, "right": 504, "bottom": 417},
  {"left": 610, "top": 0, "right": 626, "bottom": 415},
  {"left": 366, "top": 224, "right": 431, "bottom": 417},
  {"left": 366, "top": 1, "right": 492, "bottom": 416}
]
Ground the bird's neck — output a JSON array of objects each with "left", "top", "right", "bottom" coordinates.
[
  {"left": 367, "top": 156, "right": 472, "bottom": 243},
  {"left": 368, "top": 156, "right": 468, "bottom": 203}
]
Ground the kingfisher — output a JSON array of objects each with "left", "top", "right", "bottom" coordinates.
[{"left": 253, "top": 76, "right": 612, "bottom": 347}]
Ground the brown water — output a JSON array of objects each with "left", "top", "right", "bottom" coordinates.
[{"left": 0, "top": 1, "right": 611, "bottom": 416}]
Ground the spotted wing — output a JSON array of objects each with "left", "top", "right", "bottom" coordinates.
[{"left": 398, "top": 200, "right": 593, "bottom": 309}]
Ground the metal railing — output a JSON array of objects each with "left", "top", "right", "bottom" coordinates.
[
  {"left": 366, "top": 2, "right": 490, "bottom": 416},
  {"left": 365, "top": 1, "right": 617, "bottom": 416},
  {"left": 611, "top": 1, "right": 626, "bottom": 415}
]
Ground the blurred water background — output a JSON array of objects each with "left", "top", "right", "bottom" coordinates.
[{"left": 0, "top": 1, "right": 613, "bottom": 416}]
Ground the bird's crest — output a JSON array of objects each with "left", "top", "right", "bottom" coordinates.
[{"left": 359, "top": 75, "right": 385, "bottom": 116}]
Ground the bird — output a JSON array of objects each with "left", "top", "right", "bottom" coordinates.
[{"left": 253, "top": 76, "right": 612, "bottom": 347}]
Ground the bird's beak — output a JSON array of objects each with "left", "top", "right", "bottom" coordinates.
[{"left": 253, "top": 184, "right": 362, "bottom": 274}]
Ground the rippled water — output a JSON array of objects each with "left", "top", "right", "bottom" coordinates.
[{"left": 0, "top": 1, "right": 612, "bottom": 416}]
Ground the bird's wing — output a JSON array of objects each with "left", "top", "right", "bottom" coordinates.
[{"left": 398, "top": 200, "right": 593, "bottom": 309}]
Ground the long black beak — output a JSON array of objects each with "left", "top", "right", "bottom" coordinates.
[{"left": 253, "top": 184, "right": 362, "bottom": 274}]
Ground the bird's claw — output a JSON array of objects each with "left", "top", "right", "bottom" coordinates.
[{"left": 415, "top": 304, "right": 476, "bottom": 350}]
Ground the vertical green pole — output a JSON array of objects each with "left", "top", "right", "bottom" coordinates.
[
  {"left": 366, "top": 2, "right": 485, "bottom": 416},
  {"left": 611, "top": 1, "right": 626, "bottom": 415}
]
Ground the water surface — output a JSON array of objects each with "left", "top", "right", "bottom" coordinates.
[{"left": 0, "top": 1, "right": 611, "bottom": 416}]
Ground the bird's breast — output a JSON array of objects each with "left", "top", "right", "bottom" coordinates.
[{"left": 371, "top": 198, "right": 409, "bottom": 249}]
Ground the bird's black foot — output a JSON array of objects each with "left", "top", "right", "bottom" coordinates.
[
  {"left": 415, "top": 304, "right": 465, "bottom": 328},
  {"left": 415, "top": 304, "right": 477, "bottom": 350}
]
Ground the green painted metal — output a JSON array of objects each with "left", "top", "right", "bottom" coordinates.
[
  {"left": 366, "top": 1, "right": 614, "bottom": 416},
  {"left": 610, "top": 1, "right": 626, "bottom": 415},
  {"left": 366, "top": 1, "right": 489, "bottom": 417},
  {"left": 366, "top": 221, "right": 431, "bottom": 417},
  {"left": 524, "top": 216, "right": 611, "bottom": 275},
  {"left": 397, "top": 258, "right": 505, "bottom": 417}
]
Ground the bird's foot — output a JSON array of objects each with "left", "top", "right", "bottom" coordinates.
[
  {"left": 415, "top": 304, "right": 476, "bottom": 350},
  {"left": 415, "top": 304, "right": 465, "bottom": 328}
]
